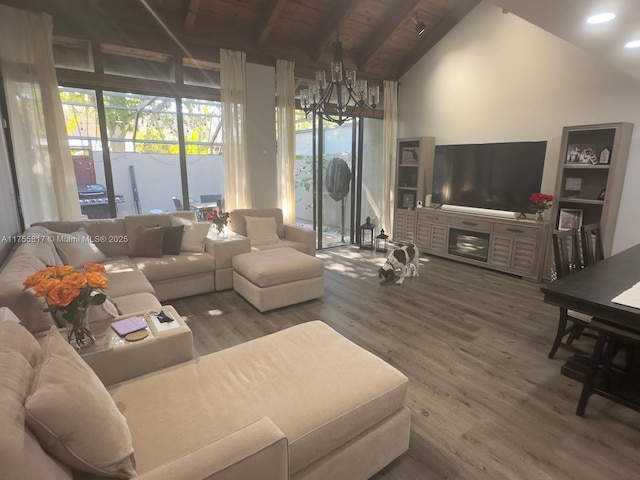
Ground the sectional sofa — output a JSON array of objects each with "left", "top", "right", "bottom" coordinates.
[
  {"left": 1, "top": 311, "right": 411, "bottom": 480},
  {"left": 0, "top": 210, "right": 412, "bottom": 479},
  {"left": 0, "top": 211, "right": 221, "bottom": 334}
]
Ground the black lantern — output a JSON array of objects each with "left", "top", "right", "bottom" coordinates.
[
  {"left": 359, "top": 216, "right": 375, "bottom": 250},
  {"left": 375, "top": 229, "right": 388, "bottom": 253}
]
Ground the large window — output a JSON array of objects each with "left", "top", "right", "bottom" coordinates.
[
  {"left": 55, "top": 38, "right": 223, "bottom": 219},
  {"left": 59, "top": 88, "right": 223, "bottom": 218}
]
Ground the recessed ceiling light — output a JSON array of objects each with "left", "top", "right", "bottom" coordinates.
[
  {"left": 587, "top": 12, "right": 616, "bottom": 24},
  {"left": 625, "top": 40, "right": 640, "bottom": 49}
]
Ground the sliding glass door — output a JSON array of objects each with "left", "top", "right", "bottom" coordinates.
[{"left": 295, "top": 113, "right": 383, "bottom": 250}]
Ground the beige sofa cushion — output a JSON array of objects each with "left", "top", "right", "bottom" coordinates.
[
  {"left": 52, "top": 228, "right": 108, "bottom": 268},
  {"left": 0, "top": 321, "right": 72, "bottom": 480},
  {"left": 33, "top": 219, "right": 130, "bottom": 258},
  {"left": 245, "top": 216, "right": 280, "bottom": 245},
  {"left": 102, "top": 256, "right": 155, "bottom": 297},
  {"left": 133, "top": 252, "right": 215, "bottom": 282},
  {"left": 170, "top": 216, "right": 210, "bottom": 253},
  {"left": 25, "top": 327, "right": 137, "bottom": 478},
  {"left": 11, "top": 226, "right": 63, "bottom": 266},
  {"left": 233, "top": 248, "right": 323, "bottom": 288},
  {"left": 109, "top": 321, "right": 407, "bottom": 475},
  {"left": 249, "top": 238, "right": 307, "bottom": 255},
  {"left": 230, "top": 208, "right": 285, "bottom": 238},
  {"left": 0, "top": 255, "right": 56, "bottom": 333}
]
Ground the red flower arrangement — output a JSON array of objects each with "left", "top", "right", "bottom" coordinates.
[
  {"left": 205, "top": 209, "right": 230, "bottom": 233},
  {"left": 530, "top": 193, "right": 554, "bottom": 214}
]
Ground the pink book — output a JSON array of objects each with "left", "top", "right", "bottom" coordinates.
[{"left": 111, "top": 316, "right": 147, "bottom": 336}]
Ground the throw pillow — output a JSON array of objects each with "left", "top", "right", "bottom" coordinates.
[
  {"left": 25, "top": 327, "right": 137, "bottom": 479},
  {"left": 52, "top": 228, "right": 107, "bottom": 268},
  {"left": 0, "top": 322, "right": 72, "bottom": 480},
  {"left": 130, "top": 225, "right": 165, "bottom": 258},
  {"left": 170, "top": 216, "right": 209, "bottom": 253},
  {"left": 0, "top": 306, "right": 21, "bottom": 324},
  {"left": 245, "top": 216, "right": 280, "bottom": 245},
  {"left": 162, "top": 225, "right": 184, "bottom": 255}
]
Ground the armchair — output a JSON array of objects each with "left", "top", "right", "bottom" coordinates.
[{"left": 229, "top": 208, "right": 315, "bottom": 256}]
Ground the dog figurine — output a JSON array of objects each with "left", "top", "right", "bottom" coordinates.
[{"left": 378, "top": 244, "right": 419, "bottom": 285}]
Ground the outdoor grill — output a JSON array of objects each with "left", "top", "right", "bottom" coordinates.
[{"left": 78, "top": 184, "right": 124, "bottom": 219}]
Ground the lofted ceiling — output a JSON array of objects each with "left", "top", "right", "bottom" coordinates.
[
  {"left": 0, "top": 0, "right": 481, "bottom": 82},
  {"left": 3, "top": 0, "right": 636, "bottom": 87},
  {"left": 495, "top": 0, "right": 640, "bottom": 82}
]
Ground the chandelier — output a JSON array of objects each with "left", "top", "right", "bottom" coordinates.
[{"left": 300, "top": 38, "right": 379, "bottom": 126}]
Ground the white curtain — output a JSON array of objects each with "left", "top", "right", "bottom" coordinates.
[
  {"left": 276, "top": 59, "right": 296, "bottom": 224},
  {"left": 220, "top": 48, "right": 251, "bottom": 211},
  {"left": 0, "top": 6, "right": 81, "bottom": 226},
  {"left": 382, "top": 80, "right": 398, "bottom": 233}
]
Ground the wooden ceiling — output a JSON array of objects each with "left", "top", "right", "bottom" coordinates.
[{"left": 0, "top": 0, "right": 480, "bottom": 81}]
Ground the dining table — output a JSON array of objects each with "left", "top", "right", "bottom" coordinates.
[{"left": 540, "top": 242, "right": 640, "bottom": 416}]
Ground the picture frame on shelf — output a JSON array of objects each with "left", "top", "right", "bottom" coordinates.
[
  {"left": 401, "top": 192, "right": 416, "bottom": 209},
  {"left": 558, "top": 208, "right": 583, "bottom": 231},
  {"left": 564, "top": 177, "right": 582, "bottom": 197},
  {"left": 400, "top": 146, "right": 419, "bottom": 165},
  {"left": 566, "top": 145, "right": 597, "bottom": 164},
  {"left": 599, "top": 147, "right": 611, "bottom": 164}
]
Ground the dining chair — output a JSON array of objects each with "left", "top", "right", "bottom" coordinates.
[
  {"left": 200, "top": 194, "right": 222, "bottom": 203},
  {"left": 580, "top": 223, "right": 604, "bottom": 267},
  {"left": 549, "top": 229, "right": 593, "bottom": 358}
]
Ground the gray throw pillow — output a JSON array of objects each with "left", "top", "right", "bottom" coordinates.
[
  {"left": 131, "top": 226, "right": 165, "bottom": 258},
  {"left": 162, "top": 225, "right": 184, "bottom": 255}
]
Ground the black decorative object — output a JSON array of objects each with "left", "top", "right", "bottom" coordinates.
[
  {"left": 360, "top": 217, "right": 374, "bottom": 250},
  {"left": 375, "top": 229, "right": 388, "bottom": 253}
]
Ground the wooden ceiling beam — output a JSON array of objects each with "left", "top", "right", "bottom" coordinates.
[
  {"left": 311, "top": 0, "right": 360, "bottom": 61},
  {"left": 183, "top": 0, "right": 201, "bottom": 32},
  {"left": 357, "top": 0, "right": 420, "bottom": 72},
  {"left": 256, "top": 0, "right": 289, "bottom": 48},
  {"left": 397, "top": 0, "right": 481, "bottom": 77}
]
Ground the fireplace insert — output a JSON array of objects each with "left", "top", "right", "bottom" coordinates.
[{"left": 448, "top": 228, "right": 490, "bottom": 262}]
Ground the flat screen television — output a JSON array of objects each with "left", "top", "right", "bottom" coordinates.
[{"left": 432, "top": 141, "right": 547, "bottom": 213}]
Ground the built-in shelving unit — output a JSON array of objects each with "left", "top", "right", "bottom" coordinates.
[
  {"left": 393, "top": 136, "right": 434, "bottom": 244},
  {"left": 550, "top": 122, "right": 633, "bottom": 257}
]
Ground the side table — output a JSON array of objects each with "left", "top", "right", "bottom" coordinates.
[
  {"left": 76, "top": 305, "right": 194, "bottom": 386},
  {"left": 207, "top": 230, "right": 251, "bottom": 291}
]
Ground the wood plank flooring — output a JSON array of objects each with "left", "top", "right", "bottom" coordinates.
[{"left": 171, "top": 246, "right": 640, "bottom": 480}]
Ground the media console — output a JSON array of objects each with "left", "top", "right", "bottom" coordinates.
[{"left": 405, "top": 207, "right": 548, "bottom": 281}]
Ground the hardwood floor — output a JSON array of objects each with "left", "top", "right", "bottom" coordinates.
[{"left": 172, "top": 246, "right": 640, "bottom": 480}]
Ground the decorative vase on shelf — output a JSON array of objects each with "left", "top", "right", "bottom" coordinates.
[
  {"left": 535, "top": 212, "right": 545, "bottom": 223},
  {"left": 59, "top": 307, "right": 95, "bottom": 350},
  {"left": 216, "top": 224, "right": 226, "bottom": 237}
]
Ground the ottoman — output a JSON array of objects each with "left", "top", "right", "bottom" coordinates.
[{"left": 232, "top": 247, "right": 324, "bottom": 311}]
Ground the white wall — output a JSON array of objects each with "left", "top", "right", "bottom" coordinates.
[
  {"left": 246, "top": 62, "right": 277, "bottom": 208},
  {"left": 398, "top": 0, "right": 640, "bottom": 253}
]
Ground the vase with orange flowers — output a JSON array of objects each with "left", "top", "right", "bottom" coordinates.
[{"left": 23, "top": 263, "right": 109, "bottom": 349}]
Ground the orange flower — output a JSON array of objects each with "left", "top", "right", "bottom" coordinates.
[
  {"left": 62, "top": 272, "right": 87, "bottom": 289},
  {"left": 56, "top": 265, "right": 76, "bottom": 278},
  {"left": 47, "top": 283, "right": 80, "bottom": 307},
  {"left": 84, "top": 263, "right": 106, "bottom": 273},
  {"left": 33, "top": 278, "right": 61, "bottom": 297},
  {"left": 23, "top": 268, "right": 55, "bottom": 290},
  {"left": 86, "top": 272, "right": 108, "bottom": 289}
]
